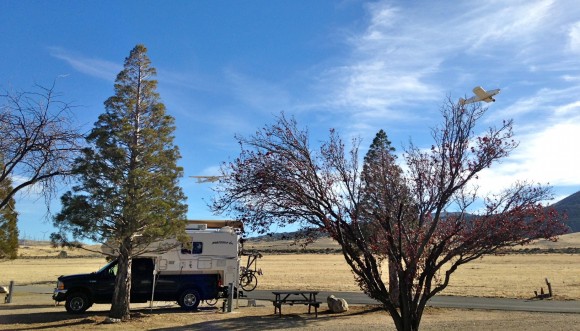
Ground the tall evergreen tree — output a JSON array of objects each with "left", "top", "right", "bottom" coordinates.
[
  {"left": 0, "top": 169, "right": 18, "bottom": 260},
  {"left": 360, "top": 129, "right": 404, "bottom": 306},
  {"left": 52, "top": 45, "right": 188, "bottom": 320},
  {"left": 362, "top": 130, "right": 395, "bottom": 178}
]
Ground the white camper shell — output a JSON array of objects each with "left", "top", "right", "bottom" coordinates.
[
  {"left": 142, "top": 223, "right": 241, "bottom": 288},
  {"left": 101, "top": 220, "right": 243, "bottom": 295}
]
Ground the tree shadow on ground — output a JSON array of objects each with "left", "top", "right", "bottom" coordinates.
[
  {"left": 149, "top": 305, "right": 383, "bottom": 331},
  {"left": 0, "top": 305, "right": 106, "bottom": 326},
  {"left": 0, "top": 300, "right": 383, "bottom": 330},
  {"left": 158, "top": 313, "right": 310, "bottom": 331}
]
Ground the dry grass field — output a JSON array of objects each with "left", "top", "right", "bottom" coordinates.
[
  {"left": 1, "top": 233, "right": 579, "bottom": 330},
  {"left": 3, "top": 233, "right": 580, "bottom": 299},
  {"left": 2, "top": 254, "right": 580, "bottom": 299},
  {"left": 254, "top": 253, "right": 580, "bottom": 299},
  {"left": 244, "top": 232, "right": 580, "bottom": 252}
]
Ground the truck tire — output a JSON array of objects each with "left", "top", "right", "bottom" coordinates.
[
  {"left": 178, "top": 289, "right": 201, "bottom": 310},
  {"left": 65, "top": 291, "right": 92, "bottom": 313}
]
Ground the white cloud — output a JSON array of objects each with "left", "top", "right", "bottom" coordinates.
[
  {"left": 554, "top": 100, "right": 580, "bottom": 116},
  {"left": 48, "top": 47, "right": 121, "bottom": 81},
  {"left": 311, "top": 0, "right": 580, "bottom": 197},
  {"left": 477, "top": 120, "right": 580, "bottom": 194},
  {"left": 320, "top": 0, "right": 580, "bottom": 116},
  {"left": 317, "top": 1, "right": 562, "bottom": 127},
  {"left": 562, "top": 75, "right": 580, "bottom": 82},
  {"left": 568, "top": 21, "right": 580, "bottom": 54},
  {"left": 460, "top": 0, "right": 555, "bottom": 51}
]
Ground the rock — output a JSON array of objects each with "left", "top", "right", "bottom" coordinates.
[
  {"left": 103, "top": 317, "right": 122, "bottom": 324},
  {"left": 327, "top": 295, "right": 349, "bottom": 313}
]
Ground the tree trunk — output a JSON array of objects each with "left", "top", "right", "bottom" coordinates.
[
  {"left": 396, "top": 308, "right": 421, "bottom": 331},
  {"left": 389, "top": 256, "right": 399, "bottom": 307},
  {"left": 392, "top": 285, "right": 422, "bottom": 331},
  {"left": 109, "top": 243, "right": 132, "bottom": 320}
]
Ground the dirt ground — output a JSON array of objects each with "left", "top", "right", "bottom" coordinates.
[{"left": 1, "top": 288, "right": 580, "bottom": 330}]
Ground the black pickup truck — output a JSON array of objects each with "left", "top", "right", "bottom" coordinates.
[{"left": 53, "top": 257, "right": 220, "bottom": 313}]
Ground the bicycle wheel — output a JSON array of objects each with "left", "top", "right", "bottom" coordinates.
[
  {"left": 205, "top": 298, "right": 218, "bottom": 306},
  {"left": 240, "top": 273, "right": 258, "bottom": 291}
]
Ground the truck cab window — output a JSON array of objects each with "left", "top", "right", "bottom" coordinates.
[{"left": 108, "top": 264, "right": 118, "bottom": 277}]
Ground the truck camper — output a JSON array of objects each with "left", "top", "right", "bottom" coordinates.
[{"left": 53, "top": 220, "right": 244, "bottom": 313}]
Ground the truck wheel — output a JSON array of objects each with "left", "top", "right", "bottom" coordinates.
[
  {"left": 65, "top": 291, "right": 92, "bottom": 313},
  {"left": 178, "top": 289, "right": 201, "bottom": 310}
]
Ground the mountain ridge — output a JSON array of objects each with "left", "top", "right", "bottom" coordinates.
[{"left": 551, "top": 191, "right": 580, "bottom": 233}]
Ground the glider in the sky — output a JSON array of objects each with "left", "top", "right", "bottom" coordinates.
[{"left": 459, "top": 86, "right": 501, "bottom": 105}]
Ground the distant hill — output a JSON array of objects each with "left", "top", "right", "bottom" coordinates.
[
  {"left": 245, "top": 191, "right": 580, "bottom": 253},
  {"left": 551, "top": 191, "right": 580, "bottom": 233}
]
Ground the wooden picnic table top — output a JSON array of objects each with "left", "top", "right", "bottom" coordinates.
[{"left": 272, "top": 290, "right": 319, "bottom": 295}]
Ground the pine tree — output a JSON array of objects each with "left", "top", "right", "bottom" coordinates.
[
  {"left": 53, "top": 45, "right": 188, "bottom": 320},
  {"left": 0, "top": 169, "right": 18, "bottom": 260},
  {"left": 361, "top": 129, "right": 403, "bottom": 306}
]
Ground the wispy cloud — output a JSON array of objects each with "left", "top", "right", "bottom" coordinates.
[
  {"left": 458, "top": 0, "right": 555, "bottom": 52},
  {"left": 48, "top": 47, "right": 121, "bottom": 81},
  {"left": 314, "top": 0, "right": 580, "bottom": 195},
  {"left": 319, "top": 0, "right": 580, "bottom": 116},
  {"left": 157, "top": 68, "right": 219, "bottom": 93},
  {"left": 224, "top": 69, "right": 292, "bottom": 113}
]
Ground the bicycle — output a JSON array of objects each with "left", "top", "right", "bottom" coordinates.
[{"left": 239, "top": 251, "right": 263, "bottom": 292}]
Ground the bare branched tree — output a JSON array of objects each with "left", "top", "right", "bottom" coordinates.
[
  {"left": 213, "top": 100, "right": 567, "bottom": 331},
  {"left": 0, "top": 82, "right": 83, "bottom": 211}
]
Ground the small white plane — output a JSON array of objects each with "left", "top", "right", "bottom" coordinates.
[{"left": 459, "top": 86, "right": 501, "bottom": 105}]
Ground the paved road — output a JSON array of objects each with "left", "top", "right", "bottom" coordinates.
[
  {"left": 245, "top": 290, "right": 580, "bottom": 314},
  {"left": 13, "top": 285, "right": 580, "bottom": 313}
]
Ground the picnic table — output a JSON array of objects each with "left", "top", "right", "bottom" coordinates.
[{"left": 272, "top": 291, "right": 321, "bottom": 317}]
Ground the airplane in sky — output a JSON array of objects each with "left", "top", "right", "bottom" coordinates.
[{"left": 459, "top": 86, "right": 501, "bottom": 105}]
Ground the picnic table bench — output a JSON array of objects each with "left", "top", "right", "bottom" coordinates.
[{"left": 272, "top": 291, "right": 321, "bottom": 318}]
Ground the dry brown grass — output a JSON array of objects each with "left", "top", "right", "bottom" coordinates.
[
  {"left": 3, "top": 232, "right": 580, "bottom": 294},
  {"left": 16, "top": 241, "right": 103, "bottom": 258},
  {"left": 2, "top": 246, "right": 580, "bottom": 300},
  {"left": 2, "top": 235, "right": 580, "bottom": 330},
  {"left": 253, "top": 253, "right": 580, "bottom": 299},
  {"left": 519, "top": 232, "right": 580, "bottom": 249},
  {"left": 245, "top": 232, "right": 580, "bottom": 299},
  {"left": 1, "top": 258, "right": 109, "bottom": 285}
]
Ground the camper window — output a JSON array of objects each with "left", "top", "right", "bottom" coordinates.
[
  {"left": 192, "top": 242, "right": 203, "bottom": 254},
  {"left": 180, "top": 241, "right": 203, "bottom": 255}
]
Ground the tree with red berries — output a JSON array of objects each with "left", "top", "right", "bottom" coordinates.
[{"left": 212, "top": 99, "right": 567, "bottom": 331}]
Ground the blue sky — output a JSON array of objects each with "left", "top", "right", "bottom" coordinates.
[{"left": 2, "top": 0, "right": 580, "bottom": 240}]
